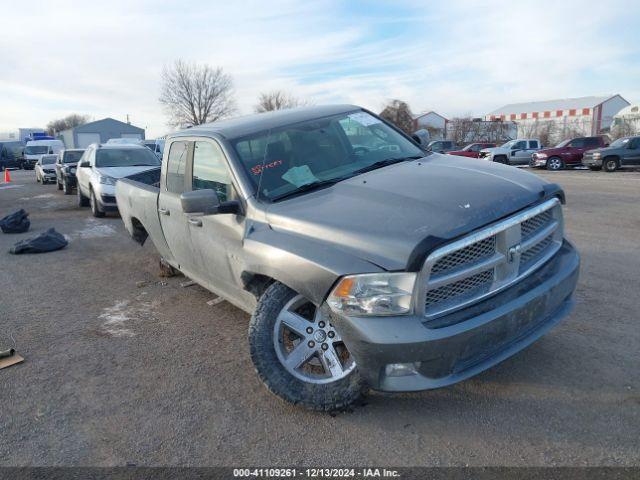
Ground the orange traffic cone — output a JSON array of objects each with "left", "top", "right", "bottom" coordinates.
[{"left": 3, "top": 169, "right": 10, "bottom": 183}]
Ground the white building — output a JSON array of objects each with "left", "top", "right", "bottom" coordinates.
[
  {"left": 412, "top": 111, "right": 448, "bottom": 139},
  {"left": 485, "top": 95, "right": 630, "bottom": 142},
  {"left": 612, "top": 104, "right": 640, "bottom": 136}
]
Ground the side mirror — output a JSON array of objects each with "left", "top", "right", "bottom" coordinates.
[
  {"left": 180, "top": 189, "right": 220, "bottom": 214},
  {"left": 79, "top": 161, "right": 90, "bottom": 167}
]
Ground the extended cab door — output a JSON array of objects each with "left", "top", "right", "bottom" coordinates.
[
  {"left": 185, "top": 139, "right": 248, "bottom": 304},
  {"left": 157, "top": 140, "right": 200, "bottom": 277},
  {"left": 623, "top": 137, "right": 640, "bottom": 165}
]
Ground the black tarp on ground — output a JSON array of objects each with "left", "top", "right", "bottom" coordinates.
[
  {"left": 0, "top": 209, "right": 30, "bottom": 234},
  {"left": 10, "top": 228, "right": 67, "bottom": 254}
]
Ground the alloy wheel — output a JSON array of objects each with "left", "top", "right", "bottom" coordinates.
[{"left": 273, "top": 295, "right": 355, "bottom": 384}]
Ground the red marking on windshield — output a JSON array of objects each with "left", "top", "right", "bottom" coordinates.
[{"left": 252, "top": 160, "right": 284, "bottom": 175}]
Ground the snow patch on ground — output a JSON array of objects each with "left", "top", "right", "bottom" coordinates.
[
  {"left": 98, "top": 299, "right": 157, "bottom": 337},
  {"left": 20, "top": 193, "right": 56, "bottom": 200},
  {"left": 71, "top": 218, "right": 116, "bottom": 239}
]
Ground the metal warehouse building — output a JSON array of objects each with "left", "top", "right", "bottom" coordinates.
[
  {"left": 58, "top": 117, "right": 145, "bottom": 148},
  {"left": 485, "top": 94, "right": 630, "bottom": 142}
]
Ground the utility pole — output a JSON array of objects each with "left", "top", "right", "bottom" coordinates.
[{"left": 126, "top": 114, "right": 130, "bottom": 124}]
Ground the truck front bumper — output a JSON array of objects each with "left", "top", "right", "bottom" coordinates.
[
  {"left": 530, "top": 156, "right": 548, "bottom": 168},
  {"left": 330, "top": 240, "right": 579, "bottom": 392},
  {"left": 582, "top": 158, "right": 602, "bottom": 167}
]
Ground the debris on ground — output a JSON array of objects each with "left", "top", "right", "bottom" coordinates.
[
  {"left": 9, "top": 228, "right": 68, "bottom": 254},
  {"left": 0, "top": 349, "right": 23, "bottom": 370},
  {"left": 0, "top": 209, "right": 30, "bottom": 234},
  {"left": 159, "top": 258, "right": 181, "bottom": 277},
  {"left": 206, "top": 297, "right": 225, "bottom": 306},
  {"left": 136, "top": 281, "right": 150, "bottom": 288},
  {"left": 180, "top": 280, "right": 196, "bottom": 288}
]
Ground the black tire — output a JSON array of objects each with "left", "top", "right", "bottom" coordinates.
[
  {"left": 546, "top": 156, "right": 564, "bottom": 170},
  {"left": 77, "top": 185, "right": 89, "bottom": 207},
  {"left": 63, "top": 179, "right": 73, "bottom": 195},
  {"left": 494, "top": 155, "right": 509, "bottom": 165},
  {"left": 248, "top": 282, "right": 366, "bottom": 411},
  {"left": 603, "top": 157, "right": 619, "bottom": 172},
  {"left": 90, "top": 188, "right": 105, "bottom": 217},
  {"left": 57, "top": 179, "right": 63, "bottom": 190}
]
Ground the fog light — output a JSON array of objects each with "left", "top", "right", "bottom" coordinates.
[{"left": 385, "top": 362, "right": 420, "bottom": 377}]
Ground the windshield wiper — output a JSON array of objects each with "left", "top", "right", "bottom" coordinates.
[
  {"left": 271, "top": 179, "right": 342, "bottom": 202},
  {"left": 349, "top": 155, "right": 423, "bottom": 176}
]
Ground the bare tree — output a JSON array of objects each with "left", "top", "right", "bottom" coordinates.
[
  {"left": 254, "top": 90, "right": 308, "bottom": 113},
  {"left": 379, "top": 99, "right": 414, "bottom": 135},
  {"left": 159, "top": 60, "right": 236, "bottom": 128},
  {"left": 46, "top": 113, "right": 90, "bottom": 135}
]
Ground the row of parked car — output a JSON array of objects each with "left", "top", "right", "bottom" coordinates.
[
  {"left": 425, "top": 135, "right": 640, "bottom": 172},
  {"left": 32, "top": 139, "right": 162, "bottom": 217}
]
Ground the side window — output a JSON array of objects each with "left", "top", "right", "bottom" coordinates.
[
  {"left": 513, "top": 141, "right": 526, "bottom": 150},
  {"left": 584, "top": 137, "right": 600, "bottom": 148},
  {"left": 629, "top": 138, "right": 640, "bottom": 149},
  {"left": 166, "top": 141, "right": 189, "bottom": 193},
  {"left": 570, "top": 138, "right": 585, "bottom": 148},
  {"left": 529, "top": 140, "right": 539, "bottom": 149},
  {"left": 192, "top": 141, "right": 232, "bottom": 202}
]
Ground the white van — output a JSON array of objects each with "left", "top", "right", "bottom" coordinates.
[{"left": 23, "top": 139, "right": 64, "bottom": 170}]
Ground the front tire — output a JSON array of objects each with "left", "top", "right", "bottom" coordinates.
[
  {"left": 603, "top": 157, "right": 619, "bottom": 172},
  {"left": 57, "top": 179, "right": 63, "bottom": 190},
  {"left": 90, "top": 188, "right": 105, "bottom": 218},
  {"left": 63, "top": 179, "right": 73, "bottom": 195},
  {"left": 248, "top": 282, "right": 366, "bottom": 411},
  {"left": 546, "top": 157, "right": 563, "bottom": 170},
  {"left": 494, "top": 155, "right": 509, "bottom": 165}
]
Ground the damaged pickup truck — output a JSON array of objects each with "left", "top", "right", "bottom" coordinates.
[{"left": 115, "top": 105, "right": 580, "bottom": 411}]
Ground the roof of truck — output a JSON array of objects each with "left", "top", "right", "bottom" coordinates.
[{"left": 173, "top": 105, "right": 362, "bottom": 141}]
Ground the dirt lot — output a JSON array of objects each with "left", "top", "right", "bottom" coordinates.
[{"left": 0, "top": 167, "right": 639, "bottom": 467}]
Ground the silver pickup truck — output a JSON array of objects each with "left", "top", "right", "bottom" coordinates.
[{"left": 116, "top": 105, "right": 580, "bottom": 411}]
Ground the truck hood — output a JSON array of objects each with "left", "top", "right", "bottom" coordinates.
[
  {"left": 96, "top": 165, "right": 160, "bottom": 179},
  {"left": 587, "top": 146, "right": 620, "bottom": 155},
  {"left": 536, "top": 146, "right": 566, "bottom": 156},
  {"left": 480, "top": 147, "right": 506, "bottom": 154},
  {"left": 265, "top": 154, "right": 552, "bottom": 271}
]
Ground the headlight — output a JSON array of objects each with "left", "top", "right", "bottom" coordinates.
[
  {"left": 99, "top": 175, "right": 116, "bottom": 185},
  {"left": 592, "top": 152, "right": 601, "bottom": 159},
  {"left": 327, "top": 272, "right": 416, "bottom": 316},
  {"left": 535, "top": 153, "right": 547, "bottom": 159},
  {"left": 70, "top": 167, "right": 76, "bottom": 174}
]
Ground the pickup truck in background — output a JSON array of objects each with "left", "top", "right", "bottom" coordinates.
[
  {"left": 447, "top": 142, "right": 496, "bottom": 158},
  {"left": 531, "top": 136, "right": 609, "bottom": 170},
  {"left": 55, "top": 149, "right": 85, "bottom": 194},
  {"left": 478, "top": 139, "right": 541, "bottom": 165},
  {"left": 116, "top": 105, "right": 579, "bottom": 411},
  {"left": 582, "top": 136, "right": 640, "bottom": 172}
]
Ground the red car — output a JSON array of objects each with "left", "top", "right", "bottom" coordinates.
[
  {"left": 530, "top": 136, "right": 609, "bottom": 170},
  {"left": 447, "top": 143, "right": 497, "bottom": 158}
]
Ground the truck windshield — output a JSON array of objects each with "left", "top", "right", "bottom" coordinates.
[
  {"left": 95, "top": 148, "right": 161, "bottom": 168},
  {"left": 41, "top": 157, "right": 56, "bottom": 165},
  {"left": 609, "top": 138, "right": 629, "bottom": 148},
  {"left": 232, "top": 111, "right": 424, "bottom": 201},
  {"left": 555, "top": 139, "right": 571, "bottom": 148},
  {"left": 25, "top": 146, "right": 49, "bottom": 155},
  {"left": 63, "top": 151, "right": 84, "bottom": 163}
]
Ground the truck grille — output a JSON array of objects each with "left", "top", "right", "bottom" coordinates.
[{"left": 420, "top": 198, "right": 563, "bottom": 319}]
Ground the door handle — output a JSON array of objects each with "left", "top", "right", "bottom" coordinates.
[
  {"left": 158, "top": 208, "right": 170, "bottom": 216},
  {"left": 188, "top": 218, "right": 203, "bottom": 227}
]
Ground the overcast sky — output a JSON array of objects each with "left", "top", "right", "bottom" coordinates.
[{"left": 1, "top": 0, "right": 638, "bottom": 137}]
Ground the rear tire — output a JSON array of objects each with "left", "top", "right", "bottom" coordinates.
[
  {"left": 546, "top": 157, "right": 563, "bottom": 170},
  {"left": 603, "top": 157, "right": 619, "bottom": 172},
  {"left": 90, "top": 189, "right": 105, "bottom": 218},
  {"left": 248, "top": 282, "right": 366, "bottom": 411},
  {"left": 63, "top": 179, "right": 73, "bottom": 195},
  {"left": 57, "top": 179, "right": 63, "bottom": 190},
  {"left": 77, "top": 185, "right": 89, "bottom": 207}
]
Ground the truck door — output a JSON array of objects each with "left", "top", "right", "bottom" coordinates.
[
  {"left": 157, "top": 140, "right": 200, "bottom": 278},
  {"left": 624, "top": 137, "right": 640, "bottom": 165},
  {"left": 186, "top": 139, "right": 247, "bottom": 302},
  {"left": 510, "top": 140, "right": 528, "bottom": 164}
]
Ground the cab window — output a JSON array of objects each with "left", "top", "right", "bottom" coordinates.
[
  {"left": 192, "top": 141, "right": 232, "bottom": 202},
  {"left": 166, "top": 141, "right": 189, "bottom": 193}
]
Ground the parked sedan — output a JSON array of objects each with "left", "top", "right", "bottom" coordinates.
[
  {"left": 55, "top": 149, "right": 85, "bottom": 194},
  {"left": 582, "top": 136, "right": 640, "bottom": 172},
  {"left": 35, "top": 155, "right": 58, "bottom": 184},
  {"left": 447, "top": 143, "right": 496, "bottom": 158}
]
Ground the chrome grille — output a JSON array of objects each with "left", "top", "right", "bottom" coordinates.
[
  {"left": 431, "top": 236, "right": 496, "bottom": 275},
  {"left": 420, "top": 198, "right": 563, "bottom": 319}
]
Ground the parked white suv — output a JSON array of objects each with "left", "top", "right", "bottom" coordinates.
[
  {"left": 478, "top": 139, "right": 541, "bottom": 166},
  {"left": 76, "top": 143, "right": 161, "bottom": 217}
]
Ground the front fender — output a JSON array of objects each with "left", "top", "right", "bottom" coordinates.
[{"left": 241, "top": 222, "right": 384, "bottom": 306}]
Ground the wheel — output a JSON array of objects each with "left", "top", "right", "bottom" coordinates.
[
  {"left": 77, "top": 185, "right": 89, "bottom": 207},
  {"left": 248, "top": 282, "right": 366, "bottom": 411},
  {"left": 603, "top": 157, "right": 619, "bottom": 172},
  {"left": 36, "top": 173, "right": 41, "bottom": 183},
  {"left": 588, "top": 166, "right": 602, "bottom": 171},
  {"left": 57, "top": 179, "right": 63, "bottom": 190},
  {"left": 90, "top": 188, "right": 105, "bottom": 217},
  {"left": 494, "top": 155, "right": 509, "bottom": 165},
  {"left": 63, "top": 179, "right": 73, "bottom": 195},
  {"left": 546, "top": 157, "right": 563, "bottom": 170}
]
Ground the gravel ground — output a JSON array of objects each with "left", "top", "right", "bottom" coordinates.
[{"left": 0, "top": 167, "right": 638, "bottom": 467}]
